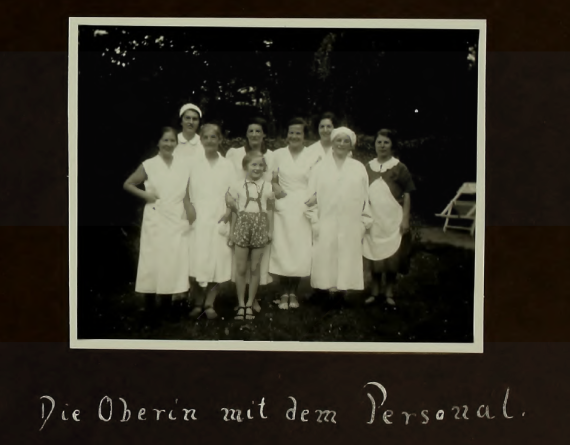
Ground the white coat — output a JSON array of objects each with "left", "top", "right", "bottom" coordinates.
[{"left": 306, "top": 154, "right": 372, "bottom": 291}]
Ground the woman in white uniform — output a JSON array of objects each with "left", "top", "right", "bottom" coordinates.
[
  {"left": 187, "top": 124, "right": 234, "bottom": 319},
  {"left": 226, "top": 117, "right": 275, "bottom": 180},
  {"left": 363, "top": 129, "right": 415, "bottom": 306},
  {"left": 225, "top": 118, "right": 274, "bottom": 308},
  {"left": 123, "top": 126, "right": 194, "bottom": 322},
  {"left": 307, "top": 112, "right": 352, "bottom": 163},
  {"left": 176, "top": 103, "right": 204, "bottom": 160},
  {"left": 306, "top": 112, "right": 337, "bottom": 161},
  {"left": 269, "top": 118, "right": 320, "bottom": 309},
  {"left": 305, "top": 127, "right": 372, "bottom": 294},
  {"left": 172, "top": 103, "right": 205, "bottom": 310}
]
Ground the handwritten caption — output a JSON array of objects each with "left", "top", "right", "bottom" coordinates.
[{"left": 39, "top": 382, "right": 524, "bottom": 431}]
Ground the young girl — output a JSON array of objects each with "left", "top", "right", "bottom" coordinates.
[
  {"left": 187, "top": 123, "right": 234, "bottom": 319},
  {"left": 227, "top": 151, "right": 275, "bottom": 320},
  {"left": 123, "top": 127, "right": 195, "bottom": 322},
  {"left": 226, "top": 118, "right": 276, "bottom": 307}
]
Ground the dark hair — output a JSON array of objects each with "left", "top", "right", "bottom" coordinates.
[
  {"left": 244, "top": 117, "right": 268, "bottom": 154},
  {"left": 242, "top": 150, "right": 267, "bottom": 172},
  {"left": 158, "top": 126, "right": 178, "bottom": 142},
  {"left": 315, "top": 112, "right": 338, "bottom": 133},
  {"left": 200, "top": 122, "right": 223, "bottom": 139},
  {"left": 287, "top": 117, "right": 309, "bottom": 138},
  {"left": 375, "top": 128, "right": 400, "bottom": 150}
]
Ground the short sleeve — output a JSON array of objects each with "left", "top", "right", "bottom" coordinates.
[
  {"left": 398, "top": 163, "right": 416, "bottom": 193},
  {"left": 141, "top": 158, "right": 152, "bottom": 176}
]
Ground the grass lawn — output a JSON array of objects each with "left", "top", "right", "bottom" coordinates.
[{"left": 79, "top": 240, "right": 475, "bottom": 344}]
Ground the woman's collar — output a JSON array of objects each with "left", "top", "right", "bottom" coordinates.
[
  {"left": 369, "top": 157, "right": 399, "bottom": 172},
  {"left": 178, "top": 132, "right": 199, "bottom": 145}
]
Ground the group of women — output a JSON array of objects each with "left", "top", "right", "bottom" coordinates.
[{"left": 123, "top": 103, "right": 415, "bottom": 323}]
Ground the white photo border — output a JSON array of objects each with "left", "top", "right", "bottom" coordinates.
[{"left": 68, "top": 17, "right": 486, "bottom": 353}]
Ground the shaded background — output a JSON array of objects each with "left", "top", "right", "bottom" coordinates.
[{"left": 2, "top": 0, "right": 570, "bottom": 444}]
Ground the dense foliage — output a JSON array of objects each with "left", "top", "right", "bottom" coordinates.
[{"left": 79, "top": 26, "right": 479, "bottom": 227}]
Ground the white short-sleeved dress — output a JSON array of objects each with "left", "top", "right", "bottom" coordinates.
[
  {"left": 135, "top": 154, "right": 191, "bottom": 295},
  {"left": 187, "top": 154, "right": 234, "bottom": 285},
  {"left": 269, "top": 146, "right": 320, "bottom": 277}
]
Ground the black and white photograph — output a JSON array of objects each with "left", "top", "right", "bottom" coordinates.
[{"left": 69, "top": 18, "right": 485, "bottom": 352}]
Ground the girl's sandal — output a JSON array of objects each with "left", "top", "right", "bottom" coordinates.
[
  {"left": 235, "top": 300, "right": 261, "bottom": 313},
  {"left": 204, "top": 306, "right": 218, "bottom": 320},
  {"left": 245, "top": 306, "right": 255, "bottom": 320},
  {"left": 235, "top": 306, "right": 245, "bottom": 321},
  {"left": 278, "top": 294, "right": 289, "bottom": 310},
  {"left": 364, "top": 296, "right": 377, "bottom": 305},
  {"left": 288, "top": 294, "right": 299, "bottom": 309}
]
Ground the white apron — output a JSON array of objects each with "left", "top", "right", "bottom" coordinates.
[
  {"left": 188, "top": 155, "right": 234, "bottom": 284},
  {"left": 269, "top": 146, "right": 319, "bottom": 277},
  {"left": 363, "top": 176, "right": 403, "bottom": 261},
  {"left": 136, "top": 155, "right": 191, "bottom": 295},
  {"left": 308, "top": 156, "right": 371, "bottom": 291}
]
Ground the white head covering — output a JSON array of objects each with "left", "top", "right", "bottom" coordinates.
[
  {"left": 179, "top": 103, "right": 203, "bottom": 118},
  {"left": 331, "top": 126, "right": 357, "bottom": 147}
]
